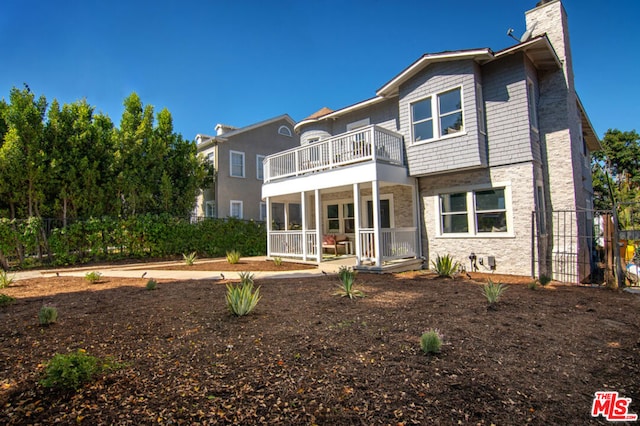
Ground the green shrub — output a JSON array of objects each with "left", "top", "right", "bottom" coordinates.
[
  {"left": 420, "top": 329, "right": 443, "bottom": 354},
  {"left": 273, "top": 257, "right": 283, "bottom": 266},
  {"left": 334, "top": 266, "right": 364, "bottom": 299},
  {"left": 84, "top": 271, "right": 102, "bottom": 284},
  {"left": 226, "top": 250, "right": 241, "bottom": 264},
  {"left": 538, "top": 274, "right": 552, "bottom": 287},
  {"left": 226, "top": 273, "right": 261, "bottom": 316},
  {"left": 183, "top": 251, "right": 197, "bottom": 266},
  {"left": 482, "top": 279, "right": 508, "bottom": 305},
  {"left": 528, "top": 280, "right": 538, "bottom": 290},
  {"left": 146, "top": 279, "right": 158, "bottom": 291},
  {"left": 0, "top": 270, "right": 15, "bottom": 288},
  {"left": 431, "top": 254, "right": 460, "bottom": 278},
  {"left": 0, "top": 293, "right": 15, "bottom": 307},
  {"left": 40, "top": 349, "right": 124, "bottom": 391},
  {"left": 38, "top": 306, "right": 58, "bottom": 325}
]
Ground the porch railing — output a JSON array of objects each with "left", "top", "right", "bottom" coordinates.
[
  {"left": 263, "top": 125, "right": 404, "bottom": 182},
  {"left": 359, "top": 227, "right": 418, "bottom": 262},
  {"left": 269, "top": 230, "right": 318, "bottom": 260}
]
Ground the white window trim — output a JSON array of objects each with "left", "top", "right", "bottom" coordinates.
[
  {"left": 205, "top": 201, "right": 216, "bottom": 218},
  {"left": 229, "top": 150, "right": 245, "bottom": 178},
  {"left": 230, "top": 200, "right": 243, "bottom": 219},
  {"left": 322, "top": 198, "right": 356, "bottom": 234},
  {"left": 476, "top": 82, "right": 486, "bottom": 136},
  {"left": 410, "top": 86, "right": 466, "bottom": 145},
  {"left": 256, "top": 154, "right": 265, "bottom": 180},
  {"left": 361, "top": 194, "right": 395, "bottom": 229},
  {"left": 434, "top": 182, "right": 514, "bottom": 238},
  {"left": 259, "top": 202, "right": 267, "bottom": 221},
  {"left": 527, "top": 78, "right": 539, "bottom": 133},
  {"left": 278, "top": 125, "right": 292, "bottom": 137}
]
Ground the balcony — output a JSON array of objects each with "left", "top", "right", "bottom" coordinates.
[{"left": 263, "top": 125, "right": 404, "bottom": 183}]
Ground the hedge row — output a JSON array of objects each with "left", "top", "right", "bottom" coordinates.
[{"left": 0, "top": 215, "right": 266, "bottom": 269}]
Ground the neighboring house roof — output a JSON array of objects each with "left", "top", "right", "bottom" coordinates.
[
  {"left": 196, "top": 114, "right": 296, "bottom": 150},
  {"left": 304, "top": 107, "right": 334, "bottom": 120}
]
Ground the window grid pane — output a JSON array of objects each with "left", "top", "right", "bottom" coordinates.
[
  {"left": 474, "top": 189, "right": 506, "bottom": 233},
  {"left": 440, "top": 193, "right": 468, "bottom": 233},
  {"left": 231, "top": 152, "right": 244, "bottom": 177}
]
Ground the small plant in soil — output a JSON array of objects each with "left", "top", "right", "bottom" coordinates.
[
  {"left": 38, "top": 306, "right": 58, "bottom": 325},
  {"left": 84, "top": 271, "right": 102, "bottom": 284},
  {"left": 0, "top": 270, "right": 15, "bottom": 288},
  {"left": 482, "top": 279, "right": 508, "bottom": 306},
  {"left": 226, "top": 250, "right": 241, "bottom": 264},
  {"left": 226, "top": 272, "right": 260, "bottom": 316},
  {"left": 334, "top": 266, "right": 365, "bottom": 299},
  {"left": 431, "top": 254, "right": 460, "bottom": 278},
  {"left": 420, "top": 329, "right": 443, "bottom": 354},
  {"left": 183, "top": 251, "right": 197, "bottom": 266},
  {"left": 40, "top": 349, "right": 125, "bottom": 391},
  {"left": 537, "top": 274, "right": 552, "bottom": 287},
  {"left": 0, "top": 293, "right": 15, "bottom": 307},
  {"left": 146, "top": 279, "right": 158, "bottom": 291},
  {"left": 273, "top": 257, "right": 283, "bottom": 266},
  {"left": 528, "top": 280, "right": 539, "bottom": 290}
]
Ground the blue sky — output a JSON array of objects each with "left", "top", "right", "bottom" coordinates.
[{"left": 1, "top": 0, "right": 637, "bottom": 140}]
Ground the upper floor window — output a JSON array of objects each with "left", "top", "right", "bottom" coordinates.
[
  {"left": 206, "top": 152, "right": 215, "bottom": 165},
  {"left": 230, "top": 150, "right": 245, "bottom": 178},
  {"left": 411, "top": 87, "right": 464, "bottom": 143},
  {"left": 527, "top": 79, "right": 539, "bottom": 132},
  {"left": 278, "top": 125, "right": 292, "bottom": 137},
  {"left": 256, "top": 155, "right": 265, "bottom": 180}
]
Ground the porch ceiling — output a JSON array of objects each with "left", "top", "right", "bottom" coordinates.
[{"left": 262, "top": 162, "right": 413, "bottom": 199}]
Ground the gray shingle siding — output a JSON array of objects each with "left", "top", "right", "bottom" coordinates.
[
  {"left": 482, "top": 53, "right": 534, "bottom": 167},
  {"left": 398, "top": 60, "right": 485, "bottom": 176}
]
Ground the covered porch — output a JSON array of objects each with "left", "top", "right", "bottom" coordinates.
[{"left": 264, "top": 178, "right": 420, "bottom": 271}]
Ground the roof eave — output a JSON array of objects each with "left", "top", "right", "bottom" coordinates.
[
  {"left": 577, "top": 95, "right": 601, "bottom": 151},
  {"left": 493, "top": 35, "right": 562, "bottom": 71},
  {"left": 376, "top": 49, "right": 495, "bottom": 97}
]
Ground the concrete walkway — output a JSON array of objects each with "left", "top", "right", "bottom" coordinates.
[{"left": 10, "top": 256, "right": 357, "bottom": 282}]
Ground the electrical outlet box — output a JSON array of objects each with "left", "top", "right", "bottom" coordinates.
[{"left": 488, "top": 256, "right": 496, "bottom": 270}]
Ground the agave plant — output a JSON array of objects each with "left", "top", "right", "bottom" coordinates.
[
  {"left": 0, "top": 270, "right": 15, "bottom": 289},
  {"left": 183, "top": 251, "right": 197, "bottom": 266},
  {"left": 226, "top": 272, "right": 261, "bottom": 316},
  {"left": 431, "top": 254, "right": 460, "bottom": 278},
  {"left": 482, "top": 279, "right": 508, "bottom": 306},
  {"left": 226, "top": 250, "right": 241, "bottom": 265},
  {"left": 334, "top": 266, "right": 364, "bottom": 299}
]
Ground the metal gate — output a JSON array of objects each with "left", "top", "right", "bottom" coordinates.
[{"left": 532, "top": 209, "right": 615, "bottom": 284}]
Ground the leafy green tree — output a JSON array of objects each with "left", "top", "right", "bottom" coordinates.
[
  {"left": 0, "top": 86, "right": 48, "bottom": 218},
  {"left": 592, "top": 129, "right": 640, "bottom": 210}
]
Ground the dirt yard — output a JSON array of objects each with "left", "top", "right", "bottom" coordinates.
[{"left": 1, "top": 261, "right": 639, "bottom": 424}]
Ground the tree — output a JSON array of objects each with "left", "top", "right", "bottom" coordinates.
[{"left": 592, "top": 129, "right": 640, "bottom": 211}]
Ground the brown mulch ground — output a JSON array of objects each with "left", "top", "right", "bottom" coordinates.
[{"left": 1, "top": 261, "right": 640, "bottom": 424}]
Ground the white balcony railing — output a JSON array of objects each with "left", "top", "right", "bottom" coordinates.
[
  {"left": 263, "top": 125, "right": 404, "bottom": 182},
  {"left": 359, "top": 227, "right": 418, "bottom": 262}
]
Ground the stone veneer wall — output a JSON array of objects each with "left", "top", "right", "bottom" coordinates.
[{"left": 420, "top": 162, "right": 535, "bottom": 276}]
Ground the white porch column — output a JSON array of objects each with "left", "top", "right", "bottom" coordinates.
[
  {"left": 315, "top": 189, "right": 322, "bottom": 263},
  {"left": 353, "top": 183, "right": 362, "bottom": 267},
  {"left": 284, "top": 202, "right": 289, "bottom": 231},
  {"left": 266, "top": 197, "right": 271, "bottom": 258},
  {"left": 413, "top": 179, "right": 423, "bottom": 259},
  {"left": 301, "top": 191, "right": 308, "bottom": 261},
  {"left": 372, "top": 180, "right": 382, "bottom": 267}
]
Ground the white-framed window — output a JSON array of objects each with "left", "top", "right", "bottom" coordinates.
[
  {"left": 230, "top": 200, "right": 243, "bottom": 219},
  {"left": 476, "top": 83, "right": 486, "bottom": 135},
  {"left": 324, "top": 200, "right": 356, "bottom": 233},
  {"left": 206, "top": 152, "right": 215, "bottom": 165},
  {"left": 437, "top": 186, "right": 511, "bottom": 236},
  {"left": 278, "top": 125, "right": 292, "bottom": 137},
  {"left": 259, "top": 202, "right": 267, "bottom": 221},
  {"left": 230, "top": 150, "right": 245, "bottom": 178},
  {"left": 411, "top": 86, "right": 464, "bottom": 143},
  {"left": 256, "top": 155, "right": 265, "bottom": 180},
  {"left": 527, "top": 78, "right": 539, "bottom": 132},
  {"left": 205, "top": 201, "right": 216, "bottom": 218},
  {"left": 307, "top": 137, "right": 320, "bottom": 144}
]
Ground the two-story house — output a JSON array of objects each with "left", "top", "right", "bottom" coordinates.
[
  {"left": 262, "top": 0, "right": 600, "bottom": 281},
  {"left": 195, "top": 114, "right": 299, "bottom": 221}
]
